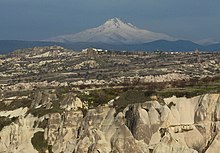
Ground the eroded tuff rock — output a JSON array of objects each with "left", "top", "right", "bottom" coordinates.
[
  {"left": 60, "top": 93, "right": 83, "bottom": 111},
  {"left": 0, "top": 94, "right": 220, "bottom": 153},
  {"left": 0, "top": 114, "right": 42, "bottom": 153},
  {"left": 30, "top": 90, "right": 56, "bottom": 109}
]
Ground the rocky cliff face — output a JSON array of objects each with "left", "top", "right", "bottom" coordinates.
[{"left": 0, "top": 93, "right": 220, "bottom": 153}]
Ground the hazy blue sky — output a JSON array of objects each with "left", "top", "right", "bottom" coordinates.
[{"left": 0, "top": 0, "right": 220, "bottom": 43}]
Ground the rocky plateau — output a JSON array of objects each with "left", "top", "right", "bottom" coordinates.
[{"left": 0, "top": 46, "right": 219, "bottom": 153}]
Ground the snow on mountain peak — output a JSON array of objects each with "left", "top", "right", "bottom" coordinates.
[
  {"left": 102, "top": 18, "right": 138, "bottom": 29},
  {"left": 105, "top": 17, "right": 123, "bottom": 24},
  {"left": 47, "top": 17, "right": 175, "bottom": 44},
  {"left": 103, "top": 17, "right": 129, "bottom": 28}
]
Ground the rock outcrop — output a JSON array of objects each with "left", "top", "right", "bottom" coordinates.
[{"left": 0, "top": 94, "right": 220, "bottom": 153}]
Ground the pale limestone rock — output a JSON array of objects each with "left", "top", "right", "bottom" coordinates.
[
  {"left": 214, "top": 96, "right": 220, "bottom": 121},
  {"left": 149, "top": 131, "right": 161, "bottom": 145},
  {"left": 30, "top": 91, "right": 55, "bottom": 109},
  {"left": 195, "top": 94, "right": 219, "bottom": 123},
  {"left": 60, "top": 94, "right": 83, "bottom": 111},
  {"left": 160, "top": 105, "right": 178, "bottom": 127},
  {"left": 164, "top": 96, "right": 199, "bottom": 124},
  {"left": 138, "top": 107, "right": 150, "bottom": 125},
  {"left": 183, "top": 126, "right": 205, "bottom": 150},
  {"left": 44, "top": 110, "right": 83, "bottom": 153},
  {"left": 205, "top": 123, "right": 220, "bottom": 153},
  {"left": 0, "top": 114, "right": 40, "bottom": 153},
  {"left": 153, "top": 133, "right": 198, "bottom": 153},
  {"left": 148, "top": 106, "right": 160, "bottom": 125},
  {"left": 111, "top": 125, "right": 149, "bottom": 153},
  {"left": 136, "top": 140, "right": 150, "bottom": 153},
  {"left": 170, "top": 105, "right": 181, "bottom": 125},
  {"left": 104, "top": 112, "right": 125, "bottom": 142},
  {"left": 1, "top": 94, "right": 220, "bottom": 152},
  {"left": 75, "top": 128, "right": 110, "bottom": 153}
]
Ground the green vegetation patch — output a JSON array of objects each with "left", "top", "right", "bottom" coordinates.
[
  {"left": 29, "top": 106, "right": 64, "bottom": 117},
  {"left": 31, "top": 131, "right": 48, "bottom": 153},
  {"left": 78, "top": 88, "right": 121, "bottom": 108},
  {"left": 0, "top": 116, "right": 18, "bottom": 131},
  {"left": 55, "top": 86, "right": 72, "bottom": 99},
  {"left": 27, "top": 87, "right": 68, "bottom": 117},
  {"left": 0, "top": 99, "right": 31, "bottom": 111},
  {"left": 0, "top": 90, "right": 32, "bottom": 111},
  {"left": 114, "top": 89, "right": 155, "bottom": 114},
  {"left": 158, "top": 85, "right": 220, "bottom": 98},
  {"left": 115, "top": 90, "right": 153, "bottom": 106},
  {"left": 28, "top": 95, "right": 64, "bottom": 117}
]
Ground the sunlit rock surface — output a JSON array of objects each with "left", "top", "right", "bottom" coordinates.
[{"left": 0, "top": 94, "right": 220, "bottom": 153}]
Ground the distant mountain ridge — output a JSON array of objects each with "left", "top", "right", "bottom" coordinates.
[
  {"left": 0, "top": 40, "right": 220, "bottom": 54},
  {"left": 47, "top": 18, "right": 175, "bottom": 44},
  {"left": 1, "top": 17, "right": 220, "bottom": 54}
]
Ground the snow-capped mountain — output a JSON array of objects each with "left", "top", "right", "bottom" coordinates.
[{"left": 48, "top": 18, "right": 175, "bottom": 44}]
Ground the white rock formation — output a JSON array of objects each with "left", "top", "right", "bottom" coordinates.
[{"left": 0, "top": 94, "right": 220, "bottom": 153}]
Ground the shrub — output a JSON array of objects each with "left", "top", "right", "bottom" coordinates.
[{"left": 31, "top": 131, "right": 48, "bottom": 153}]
